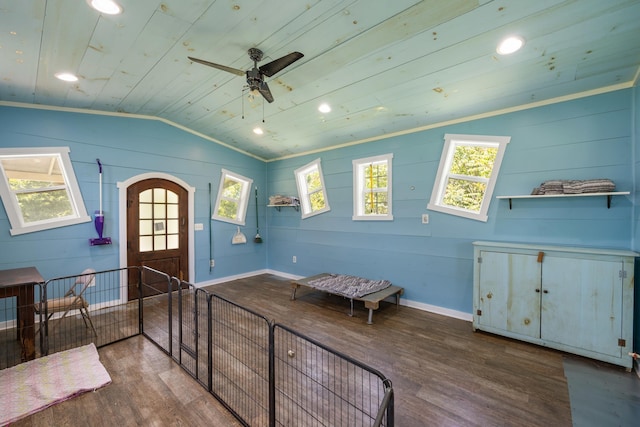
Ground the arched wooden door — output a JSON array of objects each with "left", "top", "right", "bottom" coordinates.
[{"left": 127, "top": 178, "right": 189, "bottom": 300}]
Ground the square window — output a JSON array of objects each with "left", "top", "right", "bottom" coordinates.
[
  {"left": 294, "top": 158, "right": 330, "bottom": 219},
  {"left": 428, "top": 134, "right": 510, "bottom": 222},
  {"left": 212, "top": 169, "right": 253, "bottom": 225},
  {"left": 352, "top": 153, "right": 393, "bottom": 221},
  {"left": 0, "top": 147, "right": 91, "bottom": 235}
]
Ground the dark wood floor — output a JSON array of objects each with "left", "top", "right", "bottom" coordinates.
[{"left": 14, "top": 272, "right": 626, "bottom": 426}]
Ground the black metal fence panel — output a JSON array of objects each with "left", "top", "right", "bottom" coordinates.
[
  {"left": 141, "top": 273, "right": 393, "bottom": 427},
  {"left": 0, "top": 267, "right": 142, "bottom": 369},
  {"left": 41, "top": 267, "right": 142, "bottom": 357},
  {"left": 272, "top": 324, "right": 392, "bottom": 427},
  {"left": 209, "top": 293, "right": 271, "bottom": 426},
  {"left": 3, "top": 266, "right": 393, "bottom": 426}
]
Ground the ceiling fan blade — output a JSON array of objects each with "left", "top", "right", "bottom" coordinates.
[
  {"left": 258, "top": 81, "right": 274, "bottom": 103},
  {"left": 187, "top": 56, "right": 245, "bottom": 76},
  {"left": 259, "top": 52, "right": 303, "bottom": 77}
]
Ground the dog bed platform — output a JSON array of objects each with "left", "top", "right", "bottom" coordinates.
[{"left": 290, "top": 273, "right": 404, "bottom": 324}]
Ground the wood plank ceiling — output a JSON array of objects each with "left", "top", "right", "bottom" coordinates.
[{"left": 1, "top": 0, "right": 639, "bottom": 160}]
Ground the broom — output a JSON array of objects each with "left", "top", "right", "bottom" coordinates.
[{"left": 254, "top": 187, "right": 262, "bottom": 243}]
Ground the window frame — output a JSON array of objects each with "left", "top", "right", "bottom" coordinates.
[
  {"left": 352, "top": 153, "right": 394, "bottom": 221},
  {"left": 211, "top": 168, "right": 253, "bottom": 226},
  {"left": 0, "top": 146, "right": 91, "bottom": 236},
  {"left": 427, "top": 133, "right": 510, "bottom": 222},
  {"left": 294, "top": 158, "right": 330, "bottom": 219}
]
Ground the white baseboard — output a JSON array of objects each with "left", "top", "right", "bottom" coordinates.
[
  {"left": 195, "top": 269, "right": 272, "bottom": 288},
  {"left": 400, "top": 299, "right": 473, "bottom": 322},
  {"left": 196, "top": 269, "right": 473, "bottom": 323}
]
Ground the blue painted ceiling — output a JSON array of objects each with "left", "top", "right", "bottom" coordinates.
[{"left": 1, "top": 0, "right": 639, "bottom": 160}]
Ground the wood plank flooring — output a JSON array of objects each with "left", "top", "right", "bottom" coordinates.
[
  {"left": 206, "top": 274, "right": 573, "bottom": 427},
  {"left": 14, "top": 273, "right": 634, "bottom": 426}
]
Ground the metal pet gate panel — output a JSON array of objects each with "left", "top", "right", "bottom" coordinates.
[
  {"left": 141, "top": 271, "right": 393, "bottom": 427},
  {"left": 1, "top": 267, "right": 142, "bottom": 370}
]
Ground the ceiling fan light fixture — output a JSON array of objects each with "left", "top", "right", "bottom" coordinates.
[
  {"left": 318, "top": 103, "right": 331, "bottom": 113},
  {"left": 55, "top": 72, "right": 79, "bottom": 82},
  {"left": 88, "top": 0, "right": 123, "bottom": 15},
  {"left": 253, "top": 127, "right": 264, "bottom": 135},
  {"left": 497, "top": 35, "right": 525, "bottom": 55}
]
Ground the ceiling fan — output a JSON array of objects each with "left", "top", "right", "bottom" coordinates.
[{"left": 188, "top": 48, "right": 303, "bottom": 103}]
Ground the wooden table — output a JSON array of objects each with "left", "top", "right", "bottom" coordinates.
[{"left": 0, "top": 267, "right": 44, "bottom": 361}]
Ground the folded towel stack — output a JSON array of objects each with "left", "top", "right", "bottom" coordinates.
[
  {"left": 531, "top": 179, "right": 615, "bottom": 195},
  {"left": 269, "top": 195, "right": 300, "bottom": 205}
]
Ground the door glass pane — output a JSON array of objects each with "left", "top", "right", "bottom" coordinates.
[
  {"left": 139, "top": 220, "right": 152, "bottom": 235},
  {"left": 140, "top": 203, "right": 152, "bottom": 219},
  {"left": 140, "top": 189, "right": 152, "bottom": 203},
  {"left": 140, "top": 236, "right": 153, "bottom": 252},
  {"left": 167, "top": 190, "right": 178, "bottom": 203},
  {"left": 167, "top": 204, "right": 178, "bottom": 219},
  {"left": 154, "top": 220, "right": 165, "bottom": 234},
  {"left": 154, "top": 235, "right": 166, "bottom": 250},
  {"left": 167, "top": 219, "right": 179, "bottom": 234},
  {"left": 153, "top": 188, "right": 166, "bottom": 203},
  {"left": 153, "top": 204, "right": 166, "bottom": 219},
  {"left": 167, "top": 234, "right": 179, "bottom": 250}
]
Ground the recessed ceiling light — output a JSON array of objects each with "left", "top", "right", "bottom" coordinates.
[
  {"left": 87, "top": 0, "right": 123, "bottom": 15},
  {"left": 318, "top": 103, "right": 331, "bottom": 113},
  {"left": 55, "top": 72, "right": 79, "bottom": 82},
  {"left": 497, "top": 36, "right": 525, "bottom": 55},
  {"left": 253, "top": 127, "right": 264, "bottom": 135}
]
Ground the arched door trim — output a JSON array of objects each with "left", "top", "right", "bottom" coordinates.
[{"left": 117, "top": 172, "right": 195, "bottom": 303}]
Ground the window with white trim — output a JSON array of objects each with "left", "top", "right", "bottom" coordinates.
[
  {"left": 427, "top": 134, "right": 510, "bottom": 222},
  {"left": 294, "top": 158, "right": 330, "bottom": 219},
  {"left": 0, "top": 147, "right": 91, "bottom": 235},
  {"left": 212, "top": 169, "right": 253, "bottom": 225},
  {"left": 352, "top": 153, "right": 393, "bottom": 221}
]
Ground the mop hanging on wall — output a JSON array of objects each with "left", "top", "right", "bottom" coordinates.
[{"left": 90, "top": 159, "right": 112, "bottom": 246}]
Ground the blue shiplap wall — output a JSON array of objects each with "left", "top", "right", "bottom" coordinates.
[
  {"left": 0, "top": 106, "right": 266, "bottom": 282},
  {"left": 1, "top": 87, "right": 638, "bottom": 350},
  {"left": 266, "top": 89, "right": 635, "bottom": 316}
]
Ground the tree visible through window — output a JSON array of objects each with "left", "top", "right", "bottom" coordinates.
[
  {"left": 353, "top": 153, "right": 393, "bottom": 221},
  {"left": 0, "top": 147, "right": 90, "bottom": 235},
  {"left": 428, "top": 134, "right": 510, "bottom": 222},
  {"left": 294, "top": 158, "right": 330, "bottom": 219},
  {"left": 212, "top": 169, "right": 253, "bottom": 225}
]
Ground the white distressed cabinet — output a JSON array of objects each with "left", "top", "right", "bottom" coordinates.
[{"left": 472, "top": 241, "right": 636, "bottom": 369}]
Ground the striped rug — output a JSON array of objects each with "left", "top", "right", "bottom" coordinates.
[{"left": 0, "top": 343, "right": 111, "bottom": 425}]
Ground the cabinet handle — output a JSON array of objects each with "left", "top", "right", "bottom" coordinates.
[
  {"left": 535, "top": 289, "right": 540, "bottom": 293},
  {"left": 543, "top": 289, "right": 549, "bottom": 294}
]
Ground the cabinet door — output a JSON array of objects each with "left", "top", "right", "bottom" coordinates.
[
  {"left": 477, "top": 251, "right": 541, "bottom": 338},
  {"left": 541, "top": 256, "right": 623, "bottom": 358}
]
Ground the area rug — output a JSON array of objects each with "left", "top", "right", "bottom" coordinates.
[
  {"left": 0, "top": 343, "right": 111, "bottom": 426},
  {"left": 563, "top": 356, "right": 640, "bottom": 427}
]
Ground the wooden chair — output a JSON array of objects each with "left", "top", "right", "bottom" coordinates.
[{"left": 35, "top": 268, "right": 98, "bottom": 337}]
